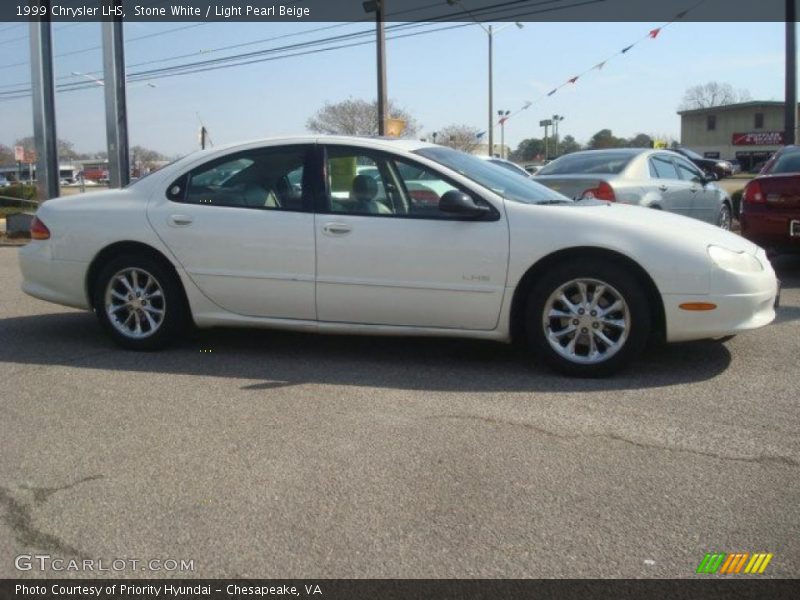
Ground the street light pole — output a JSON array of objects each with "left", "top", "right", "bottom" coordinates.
[
  {"left": 552, "top": 114, "right": 564, "bottom": 156},
  {"left": 498, "top": 110, "right": 510, "bottom": 159},
  {"left": 540, "top": 119, "right": 553, "bottom": 160}
]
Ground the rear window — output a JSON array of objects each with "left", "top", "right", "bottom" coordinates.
[
  {"left": 768, "top": 150, "right": 800, "bottom": 174},
  {"left": 537, "top": 153, "right": 634, "bottom": 176}
]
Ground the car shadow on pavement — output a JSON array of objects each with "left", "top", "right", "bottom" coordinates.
[
  {"left": 0, "top": 311, "right": 735, "bottom": 393},
  {"left": 772, "top": 253, "right": 800, "bottom": 289}
]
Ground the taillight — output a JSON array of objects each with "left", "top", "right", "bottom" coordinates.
[
  {"left": 30, "top": 216, "right": 51, "bottom": 240},
  {"left": 742, "top": 180, "right": 765, "bottom": 205},
  {"left": 581, "top": 181, "right": 616, "bottom": 202}
]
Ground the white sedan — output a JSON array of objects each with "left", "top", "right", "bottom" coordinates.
[{"left": 19, "top": 136, "right": 779, "bottom": 376}]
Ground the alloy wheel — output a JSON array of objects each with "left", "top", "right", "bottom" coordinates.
[
  {"left": 542, "top": 278, "right": 631, "bottom": 365},
  {"left": 104, "top": 267, "right": 166, "bottom": 339}
]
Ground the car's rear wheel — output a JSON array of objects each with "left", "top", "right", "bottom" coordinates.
[
  {"left": 524, "top": 260, "right": 651, "bottom": 376},
  {"left": 718, "top": 202, "right": 732, "bottom": 230},
  {"left": 93, "top": 254, "right": 185, "bottom": 350}
]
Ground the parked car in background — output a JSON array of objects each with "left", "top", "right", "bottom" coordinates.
[
  {"left": 740, "top": 144, "right": 800, "bottom": 254},
  {"left": 726, "top": 159, "right": 742, "bottom": 175},
  {"left": 19, "top": 136, "right": 777, "bottom": 376},
  {"left": 673, "top": 147, "right": 732, "bottom": 180},
  {"left": 524, "top": 164, "right": 544, "bottom": 175},
  {"left": 480, "top": 155, "right": 533, "bottom": 178},
  {"left": 0, "top": 175, "right": 9, "bottom": 187},
  {"left": 534, "top": 148, "right": 733, "bottom": 229}
]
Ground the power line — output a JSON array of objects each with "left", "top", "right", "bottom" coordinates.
[{"left": 0, "top": 0, "right": 604, "bottom": 99}]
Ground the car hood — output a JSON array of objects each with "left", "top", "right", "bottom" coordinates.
[{"left": 521, "top": 199, "right": 759, "bottom": 255}]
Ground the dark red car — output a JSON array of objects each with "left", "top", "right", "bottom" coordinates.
[{"left": 740, "top": 145, "right": 800, "bottom": 254}]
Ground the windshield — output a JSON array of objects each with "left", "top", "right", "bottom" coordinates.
[
  {"left": 414, "top": 146, "right": 571, "bottom": 204},
  {"left": 537, "top": 152, "right": 634, "bottom": 176}
]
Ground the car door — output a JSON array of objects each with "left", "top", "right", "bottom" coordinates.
[
  {"left": 648, "top": 154, "right": 694, "bottom": 217},
  {"left": 314, "top": 145, "right": 509, "bottom": 330},
  {"left": 147, "top": 144, "right": 318, "bottom": 319},
  {"left": 674, "top": 156, "right": 717, "bottom": 224}
]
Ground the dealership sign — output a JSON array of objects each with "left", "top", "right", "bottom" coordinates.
[{"left": 732, "top": 131, "right": 784, "bottom": 146}]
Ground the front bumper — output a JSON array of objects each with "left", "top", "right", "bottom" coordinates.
[
  {"left": 664, "top": 250, "right": 778, "bottom": 342},
  {"left": 18, "top": 242, "right": 90, "bottom": 310}
]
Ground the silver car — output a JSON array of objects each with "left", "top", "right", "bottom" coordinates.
[{"left": 534, "top": 148, "right": 733, "bottom": 229}]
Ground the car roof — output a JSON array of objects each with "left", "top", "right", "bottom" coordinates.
[
  {"left": 208, "top": 135, "right": 435, "bottom": 155},
  {"left": 560, "top": 148, "right": 647, "bottom": 157}
]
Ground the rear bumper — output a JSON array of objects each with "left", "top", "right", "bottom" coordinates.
[
  {"left": 740, "top": 208, "right": 800, "bottom": 252},
  {"left": 18, "top": 242, "right": 90, "bottom": 309}
]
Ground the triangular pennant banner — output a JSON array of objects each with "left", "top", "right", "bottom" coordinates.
[
  {"left": 568, "top": 76, "right": 579, "bottom": 84},
  {"left": 547, "top": 89, "right": 557, "bottom": 96},
  {"left": 649, "top": 28, "right": 661, "bottom": 38},
  {"left": 674, "top": 9, "right": 688, "bottom": 19},
  {"left": 621, "top": 44, "right": 634, "bottom": 53},
  {"left": 594, "top": 61, "right": 606, "bottom": 70}
]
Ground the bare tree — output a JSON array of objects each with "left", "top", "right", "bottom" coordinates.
[
  {"left": 14, "top": 136, "right": 79, "bottom": 160},
  {"left": 679, "top": 82, "right": 753, "bottom": 110},
  {"left": 306, "top": 98, "right": 419, "bottom": 138},
  {"left": 0, "top": 144, "right": 14, "bottom": 167},
  {"left": 436, "top": 124, "right": 483, "bottom": 154}
]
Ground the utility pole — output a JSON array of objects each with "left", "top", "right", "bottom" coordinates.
[
  {"left": 363, "top": 0, "right": 388, "bottom": 135},
  {"left": 488, "top": 25, "right": 493, "bottom": 156},
  {"left": 29, "top": 0, "right": 59, "bottom": 201},
  {"left": 786, "top": 0, "right": 797, "bottom": 145},
  {"left": 102, "top": 0, "right": 130, "bottom": 188},
  {"left": 200, "top": 126, "right": 208, "bottom": 150}
]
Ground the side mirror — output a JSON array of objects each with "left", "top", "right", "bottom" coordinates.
[{"left": 439, "top": 190, "right": 491, "bottom": 218}]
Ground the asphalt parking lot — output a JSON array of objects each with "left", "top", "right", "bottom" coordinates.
[{"left": 0, "top": 247, "right": 798, "bottom": 579}]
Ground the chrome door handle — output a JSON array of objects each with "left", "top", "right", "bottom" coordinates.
[
  {"left": 658, "top": 185, "right": 668, "bottom": 192},
  {"left": 322, "top": 223, "right": 352, "bottom": 236},
  {"left": 168, "top": 214, "right": 194, "bottom": 227}
]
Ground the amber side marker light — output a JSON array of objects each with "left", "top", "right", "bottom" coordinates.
[
  {"left": 679, "top": 302, "right": 717, "bottom": 311},
  {"left": 30, "top": 216, "right": 51, "bottom": 240}
]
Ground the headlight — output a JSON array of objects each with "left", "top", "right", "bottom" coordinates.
[{"left": 707, "top": 245, "right": 763, "bottom": 273}]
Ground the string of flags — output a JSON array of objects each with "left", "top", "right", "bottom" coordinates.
[{"left": 497, "top": 0, "right": 706, "bottom": 127}]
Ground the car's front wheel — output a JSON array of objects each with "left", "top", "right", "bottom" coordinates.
[
  {"left": 524, "top": 260, "right": 651, "bottom": 376},
  {"left": 718, "top": 202, "right": 732, "bottom": 230},
  {"left": 93, "top": 254, "right": 186, "bottom": 350}
]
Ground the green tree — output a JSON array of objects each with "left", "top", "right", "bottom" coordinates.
[
  {"left": 510, "top": 138, "right": 546, "bottom": 162},
  {"left": 587, "top": 129, "right": 626, "bottom": 150},
  {"left": 557, "top": 134, "right": 582, "bottom": 155},
  {"left": 627, "top": 133, "right": 653, "bottom": 148}
]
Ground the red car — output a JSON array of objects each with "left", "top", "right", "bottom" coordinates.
[{"left": 740, "top": 145, "right": 800, "bottom": 254}]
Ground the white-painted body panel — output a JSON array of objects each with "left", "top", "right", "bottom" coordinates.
[{"left": 18, "top": 135, "right": 777, "bottom": 351}]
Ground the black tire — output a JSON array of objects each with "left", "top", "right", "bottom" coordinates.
[
  {"left": 524, "top": 258, "right": 651, "bottom": 377},
  {"left": 92, "top": 253, "right": 186, "bottom": 351},
  {"left": 718, "top": 202, "right": 732, "bottom": 230}
]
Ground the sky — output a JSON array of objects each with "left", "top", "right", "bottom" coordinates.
[{"left": 0, "top": 18, "right": 791, "bottom": 157}]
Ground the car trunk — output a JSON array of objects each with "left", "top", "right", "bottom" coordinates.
[
  {"left": 758, "top": 174, "right": 800, "bottom": 208},
  {"left": 534, "top": 175, "right": 612, "bottom": 200}
]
